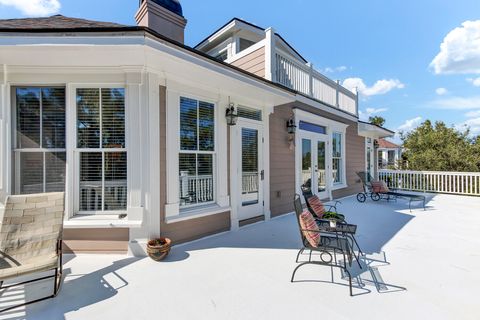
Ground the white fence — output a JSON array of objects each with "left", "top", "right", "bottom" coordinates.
[
  {"left": 379, "top": 170, "right": 480, "bottom": 196},
  {"left": 274, "top": 51, "right": 357, "bottom": 115}
]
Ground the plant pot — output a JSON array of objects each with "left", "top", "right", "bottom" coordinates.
[{"left": 147, "top": 237, "right": 171, "bottom": 261}]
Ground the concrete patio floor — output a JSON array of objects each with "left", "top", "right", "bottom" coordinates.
[{"left": 1, "top": 193, "right": 479, "bottom": 320}]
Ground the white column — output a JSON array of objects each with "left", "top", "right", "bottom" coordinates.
[
  {"left": 216, "top": 96, "right": 229, "bottom": 208},
  {"left": 164, "top": 89, "right": 180, "bottom": 217},
  {"left": 0, "top": 66, "right": 5, "bottom": 201},
  {"left": 264, "top": 27, "right": 276, "bottom": 81},
  {"left": 263, "top": 106, "right": 274, "bottom": 221}
]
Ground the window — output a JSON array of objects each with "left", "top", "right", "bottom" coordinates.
[
  {"left": 179, "top": 97, "right": 215, "bottom": 207},
  {"left": 14, "top": 87, "right": 66, "bottom": 194},
  {"left": 237, "top": 106, "right": 262, "bottom": 121},
  {"left": 388, "top": 150, "right": 395, "bottom": 166},
  {"left": 214, "top": 50, "right": 228, "bottom": 62},
  {"left": 239, "top": 38, "right": 256, "bottom": 52},
  {"left": 76, "top": 88, "right": 127, "bottom": 213},
  {"left": 332, "top": 132, "right": 343, "bottom": 184},
  {"left": 299, "top": 121, "right": 327, "bottom": 135}
]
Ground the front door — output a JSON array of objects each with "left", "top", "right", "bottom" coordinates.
[
  {"left": 300, "top": 134, "right": 329, "bottom": 199},
  {"left": 237, "top": 121, "right": 264, "bottom": 221}
]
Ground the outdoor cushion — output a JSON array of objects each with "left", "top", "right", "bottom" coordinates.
[
  {"left": 371, "top": 180, "right": 390, "bottom": 193},
  {"left": 0, "top": 254, "right": 58, "bottom": 280},
  {"left": 307, "top": 196, "right": 326, "bottom": 218},
  {"left": 299, "top": 210, "right": 320, "bottom": 247}
]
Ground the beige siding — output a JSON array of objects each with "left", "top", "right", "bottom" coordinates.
[
  {"left": 63, "top": 228, "right": 129, "bottom": 253},
  {"left": 270, "top": 102, "right": 365, "bottom": 217},
  {"left": 159, "top": 86, "right": 231, "bottom": 244},
  {"left": 231, "top": 47, "right": 266, "bottom": 78}
]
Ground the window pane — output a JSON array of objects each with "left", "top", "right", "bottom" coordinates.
[
  {"left": 42, "top": 88, "right": 66, "bottom": 149},
  {"left": 16, "top": 88, "right": 41, "bottom": 148},
  {"left": 333, "top": 158, "right": 342, "bottom": 183},
  {"left": 80, "top": 152, "right": 103, "bottom": 211},
  {"left": 45, "top": 152, "right": 66, "bottom": 192},
  {"left": 180, "top": 97, "right": 198, "bottom": 151},
  {"left": 197, "top": 154, "right": 213, "bottom": 204},
  {"left": 301, "top": 139, "right": 312, "bottom": 193},
  {"left": 332, "top": 132, "right": 342, "bottom": 158},
  {"left": 102, "top": 88, "right": 125, "bottom": 148},
  {"left": 238, "top": 106, "right": 262, "bottom": 121},
  {"left": 299, "top": 121, "right": 326, "bottom": 135},
  {"left": 179, "top": 153, "right": 197, "bottom": 206},
  {"left": 104, "top": 152, "right": 127, "bottom": 210},
  {"left": 242, "top": 128, "right": 259, "bottom": 206},
  {"left": 199, "top": 101, "right": 214, "bottom": 151},
  {"left": 317, "top": 141, "right": 326, "bottom": 193},
  {"left": 19, "top": 152, "right": 43, "bottom": 194},
  {"left": 77, "top": 89, "right": 100, "bottom": 148}
]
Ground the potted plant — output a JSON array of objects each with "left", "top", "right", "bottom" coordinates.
[{"left": 147, "top": 237, "right": 172, "bottom": 261}]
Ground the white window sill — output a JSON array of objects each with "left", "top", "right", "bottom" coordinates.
[
  {"left": 64, "top": 214, "right": 143, "bottom": 229},
  {"left": 332, "top": 183, "right": 348, "bottom": 191},
  {"left": 165, "top": 205, "right": 231, "bottom": 224}
]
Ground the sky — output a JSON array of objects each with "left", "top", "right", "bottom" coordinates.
[{"left": 1, "top": 0, "right": 480, "bottom": 142}]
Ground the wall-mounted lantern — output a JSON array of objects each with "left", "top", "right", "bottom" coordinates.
[
  {"left": 225, "top": 103, "right": 238, "bottom": 126},
  {"left": 286, "top": 118, "right": 297, "bottom": 134},
  {"left": 374, "top": 139, "right": 380, "bottom": 149}
]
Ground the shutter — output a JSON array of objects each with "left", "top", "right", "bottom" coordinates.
[
  {"left": 77, "top": 88, "right": 100, "bottom": 148},
  {"left": 102, "top": 88, "right": 125, "bottom": 148}
]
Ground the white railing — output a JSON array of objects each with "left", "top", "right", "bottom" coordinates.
[
  {"left": 80, "top": 180, "right": 127, "bottom": 211},
  {"left": 242, "top": 172, "right": 259, "bottom": 194},
  {"left": 379, "top": 170, "right": 480, "bottom": 196},
  {"left": 274, "top": 50, "right": 357, "bottom": 115}
]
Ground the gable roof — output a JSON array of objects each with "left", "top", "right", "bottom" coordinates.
[
  {"left": 378, "top": 138, "right": 401, "bottom": 149},
  {"left": 0, "top": 14, "right": 126, "bottom": 30},
  {"left": 194, "top": 17, "right": 308, "bottom": 63}
]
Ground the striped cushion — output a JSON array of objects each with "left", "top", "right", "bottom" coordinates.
[
  {"left": 299, "top": 210, "right": 320, "bottom": 247},
  {"left": 307, "top": 196, "right": 326, "bottom": 218},
  {"left": 371, "top": 180, "right": 390, "bottom": 193}
]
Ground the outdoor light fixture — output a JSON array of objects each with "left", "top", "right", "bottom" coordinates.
[
  {"left": 225, "top": 103, "right": 238, "bottom": 126},
  {"left": 286, "top": 118, "right": 297, "bottom": 134},
  {"left": 374, "top": 139, "right": 380, "bottom": 149}
]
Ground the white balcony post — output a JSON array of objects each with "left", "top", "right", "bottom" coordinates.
[
  {"left": 307, "top": 62, "right": 314, "bottom": 97},
  {"left": 265, "top": 27, "right": 276, "bottom": 81},
  {"left": 355, "top": 87, "right": 359, "bottom": 117},
  {"left": 335, "top": 80, "right": 340, "bottom": 108}
]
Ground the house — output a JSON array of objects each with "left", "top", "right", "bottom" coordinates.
[
  {"left": 377, "top": 139, "right": 403, "bottom": 169},
  {"left": 0, "top": 0, "right": 393, "bottom": 255}
]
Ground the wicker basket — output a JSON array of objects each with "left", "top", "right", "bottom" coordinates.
[{"left": 147, "top": 238, "right": 172, "bottom": 261}]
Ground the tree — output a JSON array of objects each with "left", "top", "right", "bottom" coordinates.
[
  {"left": 401, "top": 120, "right": 480, "bottom": 172},
  {"left": 369, "top": 116, "right": 385, "bottom": 127}
]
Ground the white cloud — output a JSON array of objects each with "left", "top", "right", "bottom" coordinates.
[
  {"left": 323, "top": 66, "right": 348, "bottom": 73},
  {"left": 0, "top": 0, "right": 60, "bottom": 16},
  {"left": 457, "top": 118, "right": 480, "bottom": 136},
  {"left": 467, "top": 77, "right": 480, "bottom": 87},
  {"left": 430, "top": 20, "right": 480, "bottom": 74},
  {"left": 398, "top": 117, "right": 423, "bottom": 132},
  {"left": 358, "top": 107, "right": 388, "bottom": 121},
  {"left": 435, "top": 87, "right": 448, "bottom": 95},
  {"left": 466, "top": 110, "right": 480, "bottom": 118},
  {"left": 432, "top": 96, "right": 480, "bottom": 110},
  {"left": 343, "top": 78, "right": 405, "bottom": 97}
]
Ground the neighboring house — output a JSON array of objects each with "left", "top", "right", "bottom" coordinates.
[
  {"left": 377, "top": 139, "right": 403, "bottom": 169},
  {"left": 0, "top": 0, "right": 393, "bottom": 255}
]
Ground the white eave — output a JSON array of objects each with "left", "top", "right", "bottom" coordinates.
[{"left": 358, "top": 121, "right": 395, "bottom": 139}]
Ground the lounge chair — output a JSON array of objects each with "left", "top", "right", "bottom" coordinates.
[
  {"left": 291, "top": 194, "right": 354, "bottom": 296},
  {"left": 356, "top": 171, "right": 426, "bottom": 212},
  {"left": 300, "top": 187, "right": 345, "bottom": 222},
  {"left": 0, "top": 192, "right": 65, "bottom": 313}
]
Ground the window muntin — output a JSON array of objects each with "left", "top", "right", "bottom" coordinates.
[
  {"left": 14, "top": 87, "right": 66, "bottom": 194},
  {"left": 179, "top": 97, "right": 215, "bottom": 208},
  {"left": 76, "top": 88, "right": 127, "bottom": 213},
  {"left": 332, "top": 132, "right": 343, "bottom": 184}
]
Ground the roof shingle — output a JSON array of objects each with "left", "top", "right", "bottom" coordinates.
[
  {"left": 378, "top": 139, "right": 401, "bottom": 149},
  {"left": 0, "top": 15, "right": 127, "bottom": 30}
]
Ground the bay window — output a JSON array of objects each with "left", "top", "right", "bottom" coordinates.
[
  {"left": 332, "top": 132, "right": 343, "bottom": 184},
  {"left": 179, "top": 97, "right": 215, "bottom": 207},
  {"left": 14, "top": 87, "right": 66, "bottom": 194},
  {"left": 76, "top": 88, "right": 127, "bottom": 213}
]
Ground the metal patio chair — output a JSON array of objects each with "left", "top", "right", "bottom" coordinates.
[
  {"left": 356, "top": 171, "right": 426, "bottom": 212},
  {"left": 0, "top": 192, "right": 65, "bottom": 313},
  {"left": 291, "top": 194, "right": 354, "bottom": 296}
]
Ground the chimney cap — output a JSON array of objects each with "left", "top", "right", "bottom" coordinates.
[{"left": 141, "top": 0, "right": 183, "bottom": 17}]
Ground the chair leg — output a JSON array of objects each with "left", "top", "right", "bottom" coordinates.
[
  {"left": 342, "top": 267, "right": 353, "bottom": 296},
  {"left": 296, "top": 248, "right": 304, "bottom": 263}
]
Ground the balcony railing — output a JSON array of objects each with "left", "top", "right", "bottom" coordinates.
[
  {"left": 379, "top": 170, "right": 480, "bottom": 196},
  {"left": 274, "top": 50, "right": 358, "bottom": 115}
]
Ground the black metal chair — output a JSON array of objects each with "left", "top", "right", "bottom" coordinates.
[
  {"left": 291, "top": 194, "right": 354, "bottom": 296},
  {"left": 356, "top": 171, "right": 426, "bottom": 212}
]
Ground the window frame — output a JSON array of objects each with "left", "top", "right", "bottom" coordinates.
[
  {"left": 73, "top": 85, "right": 128, "bottom": 216},
  {"left": 178, "top": 95, "right": 217, "bottom": 209},
  {"left": 332, "top": 131, "right": 345, "bottom": 186},
  {"left": 11, "top": 86, "right": 67, "bottom": 195}
]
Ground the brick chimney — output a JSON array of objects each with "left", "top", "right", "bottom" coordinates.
[{"left": 135, "top": 0, "right": 187, "bottom": 43}]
